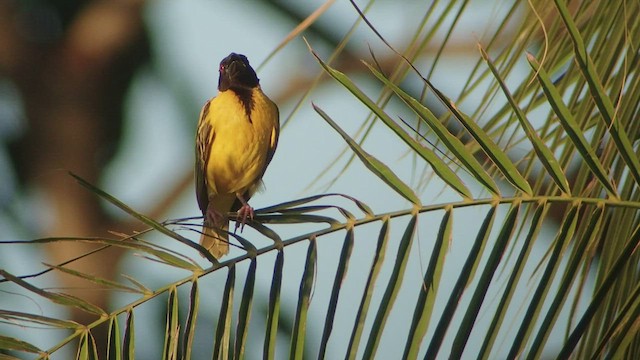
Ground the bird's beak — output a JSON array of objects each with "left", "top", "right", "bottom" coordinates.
[{"left": 225, "top": 60, "right": 245, "bottom": 79}]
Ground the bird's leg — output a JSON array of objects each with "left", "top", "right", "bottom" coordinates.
[{"left": 234, "top": 192, "right": 254, "bottom": 232}]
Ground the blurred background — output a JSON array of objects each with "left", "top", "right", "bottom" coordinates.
[{"left": 0, "top": 0, "right": 559, "bottom": 358}]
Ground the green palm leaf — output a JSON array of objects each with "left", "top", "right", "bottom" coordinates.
[{"left": 2, "top": 1, "right": 640, "bottom": 359}]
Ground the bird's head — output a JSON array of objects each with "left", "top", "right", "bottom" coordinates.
[{"left": 218, "top": 53, "right": 259, "bottom": 91}]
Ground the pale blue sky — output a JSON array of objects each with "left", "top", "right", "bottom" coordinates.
[{"left": 0, "top": 1, "right": 579, "bottom": 358}]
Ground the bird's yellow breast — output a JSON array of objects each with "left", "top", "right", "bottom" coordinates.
[{"left": 202, "top": 87, "right": 278, "bottom": 196}]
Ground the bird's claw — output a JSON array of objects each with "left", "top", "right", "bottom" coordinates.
[{"left": 234, "top": 204, "right": 254, "bottom": 232}]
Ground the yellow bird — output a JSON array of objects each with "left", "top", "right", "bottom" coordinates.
[{"left": 195, "top": 53, "right": 279, "bottom": 258}]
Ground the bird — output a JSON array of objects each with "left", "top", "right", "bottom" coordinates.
[{"left": 195, "top": 53, "right": 279, "bottom": 259}]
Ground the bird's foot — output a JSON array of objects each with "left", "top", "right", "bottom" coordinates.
[{"left": 235, "top": 204, "right": 254, "bottom": 232}]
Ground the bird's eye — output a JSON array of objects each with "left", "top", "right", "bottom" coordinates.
[{"left": 219, "top": 64, "right": 225, "bottom": 72}]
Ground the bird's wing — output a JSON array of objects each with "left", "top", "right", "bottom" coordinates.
[
  {"left": 265, "top": 101, "right": 280, "bottom": 169},
  {"left": 195, "top": 99, "right": 214, "bottom": 214}
]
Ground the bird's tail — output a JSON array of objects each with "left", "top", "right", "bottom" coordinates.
[{"left": 199, "top": 217, "right": 229, "bottom": 259}]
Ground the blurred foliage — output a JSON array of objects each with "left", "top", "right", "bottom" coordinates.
[{"left": 2, "top": 0, "right": 640, "bottom": 359}]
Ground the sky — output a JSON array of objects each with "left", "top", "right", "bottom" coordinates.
[{"left": 0, "top": 0, "right": 582, "bottom": 358}]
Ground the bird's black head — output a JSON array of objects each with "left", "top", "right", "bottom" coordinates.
[{"left": 218, "top": 53, "right": 259, "bottom": 91}]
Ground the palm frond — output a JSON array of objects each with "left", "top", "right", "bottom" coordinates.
[{"left": 2, "top": 0, "right": 640, "bottom": 359}]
